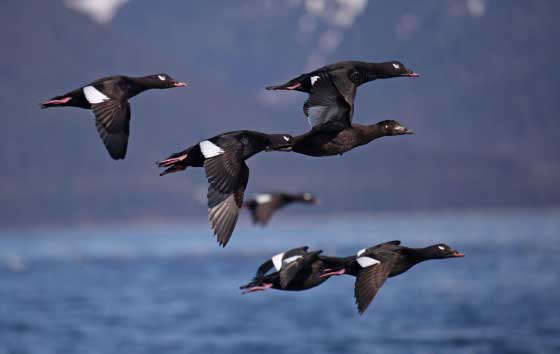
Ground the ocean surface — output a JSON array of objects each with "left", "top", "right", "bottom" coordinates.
[{"left": 0, "top": 210, "right": 559, "bottom": 354}]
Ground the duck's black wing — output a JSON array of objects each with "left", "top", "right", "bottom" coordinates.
[
  {"left": 256, "top": 246, "right": 310, "bottom": 277},
  {"left": 255, "top": 259, "right": 275, "bottom": 277},
  {"left": 354, "top": 249, "right": 398, "bottom": 315},
  {"left": 279, "top": 250, "right": 320, "bottom": 288},
  {"left": 303, "top": 73, "right": 352, "bottom": 132},
  {"left": 205, "top": 149, "right": 249, "bottom": 247},
  {"left": 92, "top": 98, "right": 131, "bottom": 160},
  {"left": 253, "top": 202, "right": 277, "bottom": 226}
]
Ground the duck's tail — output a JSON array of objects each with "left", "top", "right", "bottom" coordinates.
[
  {"left": 156, "top": 152, "right": 188, "bottom": 176},
  {"left": 265, "top": 74, "right": 307, "bottom": 91},
  {"left": 40, "top": 95, "right": 72, "bottom": 109},
  {"left": 240, "top": 276, "right": 273, "bottom": 294}
]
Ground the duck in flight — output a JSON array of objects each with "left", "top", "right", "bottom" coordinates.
[
  {"left": 157, "top": 130, "right": 293, "bottom": 247},
  {"left": 244, "top": 192, "right": 319, "bottom": 226},
  {"left": 40, "top": 74, "right": 186, "bottom": 160},
  {"left": 289, "top": 72, "right": 413, "bottom": 156},
  {"left": 319, "top": 240, "right": 464, "bottom": 314},
  {"left": 266, "top": 60, "right": 419, "bottom": 118},
  {"left": 240, "top": 246, "right": 333, "bottom": 294}
]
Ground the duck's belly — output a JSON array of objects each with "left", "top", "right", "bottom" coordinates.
[{"left": 297, "top": 130, "right": 360, "bottom": 157}]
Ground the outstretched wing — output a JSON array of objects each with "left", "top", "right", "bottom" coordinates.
[
  {"left": 92, "top": 99, "right": 131, "bottom": 160},
  {"left": 303, "top": 73, "right": 352, "bottom": 132},
  {"left": 354, "top": 251, "right": 398, "bottom": 315},
  {"left": 253, "top": 203, "right": 276, "bottom": 225},
  {"left": 279, "top": 251, "right": 319, "bottom": 288},
  {"left": 257, "top": 246, "right": 310, "bottom": 277},
  {"left": 205, "top": 153, "right": 249, "bottom": 247},
  {"left": 255, "top": 259, "right": 275, "bottom": 277}
]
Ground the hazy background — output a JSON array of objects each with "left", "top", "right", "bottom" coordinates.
[{"left": 1, "top": 0, "right": 559, "bottom": 227}]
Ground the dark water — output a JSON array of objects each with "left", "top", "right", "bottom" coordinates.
[{"left": 1, "top": 210, "right": 559, "bottom": 354}]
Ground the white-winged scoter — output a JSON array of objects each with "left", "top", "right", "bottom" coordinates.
[
  {"left": 290, "top": 72, "right": 413, "bottom": 156},
  {"left": 40, "top": 74, "right": 186, "bottom": 160},
  {"left": 319, "top": 240, "right": 464, "bottom": 314},
  {"left": 266, "top": 60, "right": 419, "bottom": 119},
  {"left": 157, "top": 130, "right": 293, "bottom": 247},
  {"left": 240, "top": 246, "right": 332, "bottom": 293},
  {"left": 243, "top": 192, "right": 319, "bottom": 226}
]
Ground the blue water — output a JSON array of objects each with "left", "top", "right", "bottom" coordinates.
[{"left": 1, "top": 210, "right": 559, "bottom": 354}]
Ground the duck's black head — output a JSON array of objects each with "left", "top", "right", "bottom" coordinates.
[
  {"left": 424, "top": 244, "right": 465, "bottom": 259},
  {"left": 143, "top": 73, "right": 187, "bottom": 89},
  {"left": 375, "top": 61, "right": 419, "bottom": 79},
  {"left": 377, "top": 120, "right": 414, "bottom": 136},
  {"left": 265, "top": 134, "right": 294, "bottom": 151},
  {"left": 299, "top": 192, "right": 320, "bottom": 205}
]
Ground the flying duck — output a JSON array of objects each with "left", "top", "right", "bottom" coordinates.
[
  {"left": 240, "top": 246, "right": 331, "bottom": 294},
  {"left": 266, "top": 60, "right": 419, "bottom": 119},
  {"left": 243, "top": 192, "right": 319, "bottom": 226},
  {"left": 40, "top": 74, "right": 186, "bottom": 160},
  {"left": 319, "top": 241, "right": 464, "bottom": 314},
  {"left": 293, "top": 119, "right": 413, "bottom": 157},
  {"left": 157, "top": 130, "right": 293, "bottom": 247},
  {"left": 290, "top": 73, "right": 413, "bottom": 156}
]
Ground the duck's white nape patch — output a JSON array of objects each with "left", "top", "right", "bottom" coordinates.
[
  {"left": 199, "top": 140, "right": 225, "bottom": 158},
  {"left": 83, "top": 86, "right": 109, "bottom": 104},
  {"left": 158, "top": 75, "right": 166, "bottom": 81},
  {"left": 357, "top": 256, "right": 380, "bottom": 268},
  {"left": 255, "top": 194, "right": 272, "bottom": 204},
  {"left": 310, "top": 75, "right": 320, "bottom": 86},
  {"left": 392, "top": 63, "right": 400, "bottom": 69},
  {"left": 438, "top": 245, "right": 445, "bottom": 250},
  {"left": 283, "top": 135, "right": 290, "bottom": 142},
  {"left": 272, "top": 252, "right": 285, "bottom": 271},
  {"left": 357, "top": 248, "right": 366, "bottom": 257},
  {"left": 283, "top": 255, "right": 302, "bottom": 265}
]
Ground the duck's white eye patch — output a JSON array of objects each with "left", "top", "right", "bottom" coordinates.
[
  {"left": 392, "top": 63, "right": 400, "bottom": 69},
  {"left": 283, "top": 136, "right": 290, "bottom": 142},
  {"left": 158, "top": 75, "right": 166, "bottom": 81},
  {"left": 438, "top": 245, "right": 445, "bottom": 250},
  {"left": 310, "top": 75, "right": 320, "bottom": 85}
]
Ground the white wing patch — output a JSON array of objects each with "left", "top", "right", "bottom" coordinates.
[
  {"left": 392, "top": 63, "right": 400, "bottom": 69},
  {"left": 83, "top": 86, "right": 109, "bottom": 104},
  {"left": 283, "top": 255, "right": 302, "bottom": 265},
  {"left": 272, "top": 252, "right": 285, "bottom": 271},
  {"left": 310, "top": 75, "right": 320, "bottom": 86},
  {"left": 255, "top": 194, "right": 273, "bottom": 204},
  {"left": 357, "top": 248, "right": 366, "bottom": 257},
  {"left": 199, "top": 140, "right": 225, "bottom": 158},
  {"left": 158, "top": 75, "right": 166, "bottom": 81},
  {"left": 357, "top": 256, "right": 380, "bottom": 268}
]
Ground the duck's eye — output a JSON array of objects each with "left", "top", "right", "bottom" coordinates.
[
  {"left": 438, "top": 245, "right": 445, "bottom": 250},
  {"left": 392, "top": 63, "right": 400, "bottom": 69},
  {"left": 158, "top": 75, "right": 166, "bottom": 81}
]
